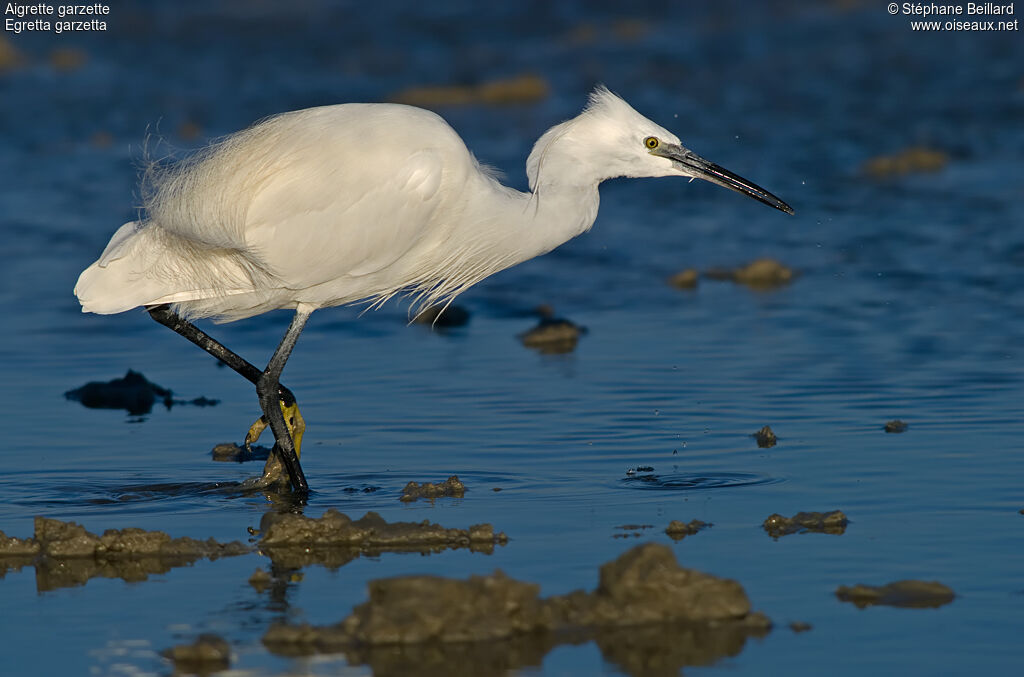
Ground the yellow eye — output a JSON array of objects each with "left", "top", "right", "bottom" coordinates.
[{"left": 644, "top": 136, "right": 659, "bottom": 149}]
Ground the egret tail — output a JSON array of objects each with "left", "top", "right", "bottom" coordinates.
[{"left": 74, "top": 222, "right": 266, "bottom": 318}]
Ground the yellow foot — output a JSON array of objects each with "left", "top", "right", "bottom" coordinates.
[
  {"left": 244, "top": 400, "right": 306, "bottom": 489},
  {"left": 245, "top": 401, "right": 305, "bottom": 458}
]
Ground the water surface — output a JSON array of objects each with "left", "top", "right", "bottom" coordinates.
[{"left": 1, "top": 2, "right": 1022, "bottom": 675}]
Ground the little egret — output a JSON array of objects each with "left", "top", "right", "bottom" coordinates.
[{"left": 75, "top": 86, "right": 793, "bottom": 494}]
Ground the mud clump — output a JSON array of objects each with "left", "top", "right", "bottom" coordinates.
[
  {"left": 0, "top": 35, "right": 25, "bottom": 71},
  {"left": 836, "top": 580, "right": 955, "bottom": 609},
  {"left": 753, "top": 425, "right": 777, "bottom": 448},
  {"left": 264, "top": 543, "right": 770, "bottom": 674},
  {"left": 520, "top": 306, "right": 587, "bottom": 354},
  {"left": 390, "top": 73, "right": 549, "bottom": 107},
  {"left": 665, "top": 519, "right": 712, "bottom": 541},
  {"left": 884, "top": 419, "right": 909, "bottom": 433},
  {"left": 863, "top": 146, "right": 948, "bottom": 177},
  {"left": 0, "top": 518, "right": 248, "bottom": 592},
  {"left": 0, "top": 529, "right": 39, "bottom": 580},
  {"left": 400, "top": 476, "right": 466, "bottom": 502},
  {"left": 668, "top": 268, "right": 699, "bottom": 289},
  {"left": 705, "top": 258, "right": 794, "bottom": 289},
  {"left": 64, "top": 370, "right": 218, "bottom": 416},
  {"left": 33, "top": 517, "right": 246, "bottom": 559},
  {"left": 258, "top": 510, "right": 506, "bottom": 569},
  {"left": 0, "top": 529, "right": 40, "bottom": 556},
  {"left": 763, "top": 510, "right": 848, "bottom": 538},
  {"left": 413, "top": 304, "right": 471, "bottom": 328},
  {"left": 211, "top": 442, "right": 271, "bottom": 463},
  {"left": 161, "top": 634, "right": 231, "bottom": 675}
]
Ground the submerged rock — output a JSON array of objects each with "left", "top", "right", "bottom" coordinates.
[
  {"left": 884, "top": 419, "right": 909, "bottom": 433},
  {"left": 0, "top": 518, "right": 248, "bottom": 592},
  {"left": 390, "top": 73, "right": 549, "bottom": 107},
  {"left": 161, "top": 634, "right": 231, "bottom": 675},
  {"left": 413, "top": 304, "right": 471, "bottom": 328},
  {"left": 612, "top": 524, "right": 653, "bottom": 539},
  {"left": 862, "top": 146, "right": 948, "bottom": 177},
  {"left": 249, "top": 568, "right": 273, "bottom": 593},
  {"left": 64, "top": 370, "right": 218, "bottom": 415},
  {"left": 263, "top": 543, "right": 770, "bottom": 674},
  {"left": 0, "top": 35, "right": 26, "bottom": 71},
  {"left": 400, "top": 476, "right": 466, "bottom": 502},
  {"left": 665, "top": 519, "right": 712, "bottom": 541},
  {"left": 65, "top": 370, "right": 172, "bottom": 415},
  {"left": 667, "top": 268, "right": 699, "bottom": 289},
  {"left": 753, "top": 425, "right": 777, "bottom": 448},
  {"left": 763, "top": 510, "right": 848, "bottom": 538},
  {"left": 836, "top": 580, "right": 955, "bottom": 609},
  {"left": 520, "top": 306, "right": 587, "bottom": 354},
  {"left": 705, "top": 258, "right": 795, "bottom": 289}
]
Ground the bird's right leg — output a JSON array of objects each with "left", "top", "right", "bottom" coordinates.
[
  {"left": 147, "top": 304, "right": 307, "bottom": 492},
  {"left": 255, "top": 309, "right": 311, "bottom": 494}
]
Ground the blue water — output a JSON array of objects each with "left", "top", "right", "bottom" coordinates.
[{"left": 2, "top": 1, "right": 1023, "bottom": 675}]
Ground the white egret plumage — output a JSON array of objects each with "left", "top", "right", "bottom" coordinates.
[{"left": 75, "top": 86, "right": 793, "bottom": 494}]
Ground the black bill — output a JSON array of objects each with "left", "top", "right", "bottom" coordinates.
[{"left": 654, "top": 144, "right": 794, "bottom": 215}]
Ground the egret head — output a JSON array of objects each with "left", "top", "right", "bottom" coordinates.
[{"left": 527, "top": 86, "right": 793, "bottom": 215}]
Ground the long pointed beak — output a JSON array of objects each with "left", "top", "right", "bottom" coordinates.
[{"left": 653, "top": 144, "right": 794, "bottom": 215}]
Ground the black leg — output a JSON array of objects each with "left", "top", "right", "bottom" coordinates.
[
  {"left": 256, "top": 310, "right": 311, "bottom": 494},
  {"left": 147, "top": 304, "right": 297, "bottom": 406},
  {"left": 147, "top": 304, "right": 308, "bottom": 493}
]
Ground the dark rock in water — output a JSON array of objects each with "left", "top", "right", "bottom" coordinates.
[
  {"left": 763, "top": 510, "right": 848, "bottom": 538},
  {"left": 64, "top": 370, "right": 172, "bottom": 415},
  {"left": 753, "top": 425, "right": 777, "bottom": 448},
  {"left": 263, "top": 543, "right": 770, "bottom": 674},
  {"left": 413, "top": 304, "right": 471, "bottom": 328},
  {"left": 665, "top": 519, "right": 712, "bottom": 540},
  {"left": 161, "top": 633, "right": 231, "bottom": 675},
  {"left": 836, "top": 580, "right": 955, "bottom": 609},
  {"left": 65, "top": 370, "right": 218, "bottom": 415},
  {"left": 884, "top": 419, "right": 909, "bottom": 433},
  {"left": 399, "top": 475, "right": 466, "bottom": 502},
  {"left": 520, "top": 306, "right": 587, "bottom": 354},
  {"left": 0, "top": 517, "right": 248, "bottom": 592},
  {"left": 789, "top": 621, "right": 813, "bottom": 633}
]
